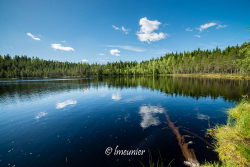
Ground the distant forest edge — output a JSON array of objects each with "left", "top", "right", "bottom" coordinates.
[{"left": 0, "top": 42, "right": 250, "bottom": 78}]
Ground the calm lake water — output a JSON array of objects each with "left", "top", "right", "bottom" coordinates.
[{"left": 0, "top": 77, "right": 249, "bottom": 167}]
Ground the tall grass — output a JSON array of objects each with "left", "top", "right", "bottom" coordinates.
[
  {"left": 140, "top": 151, "right": 174, "bottom": 167},
  {"left": 202, "top": 100, "right": 250, "bottom": 167}
]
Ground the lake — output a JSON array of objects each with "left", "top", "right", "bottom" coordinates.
[{"left": 0, "top": 77, "right": 249, "bottom": 167}]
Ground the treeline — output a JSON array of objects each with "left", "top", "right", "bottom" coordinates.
[
  {"left": 133, "top": 42, "right": 250, "bottom": 75},
  {"left": 0, "top": 42, "right": 250, "bottom": 78},
  {"left": 1, "top": 77, "right": 250, "bottom": 103},
  {"left": 101, "top": 76, "right": 250, "bottom": 101}
]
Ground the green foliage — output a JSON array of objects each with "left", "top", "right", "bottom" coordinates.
[
  {"left": 0, "top": 42, "right": 250, "bottom": 78},
  {"left": 203, "top": 101, "right": 250, "bottom": 167},
  {"left": 1, "top": 76, "right": 250, "bottom": 104},
  {"left": 101, "top": 76, "right": 250, "bottom": 101}
]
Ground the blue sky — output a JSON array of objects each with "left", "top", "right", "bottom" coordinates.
[{"left": 0, "top": 0, "right": 249, "bottom": 63}]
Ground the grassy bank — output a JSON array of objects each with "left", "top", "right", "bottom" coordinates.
[
  {"left": 202, "top": 100, "right": 250, "bottom": 167},
  {"left": 163, "top": 73, "right": 250, "bottom": 80}
]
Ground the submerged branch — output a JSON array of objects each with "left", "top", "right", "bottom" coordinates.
[
  {"left": 164, "top": 111, "right": 200, "bottom": 167},
  {"left": 181, "top": 129, "right": 213, "bottom": 148}
]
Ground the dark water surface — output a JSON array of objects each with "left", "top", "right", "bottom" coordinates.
[{"left": 0, "top": 77, "right": 249, "bottom": 167}]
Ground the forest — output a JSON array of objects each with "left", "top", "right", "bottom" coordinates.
[
  {"left": 1, "top": 77, "right": 249, "bottom": 102},
  {"left": 0, "top": 42, "right": 250, "bottom": 78}
]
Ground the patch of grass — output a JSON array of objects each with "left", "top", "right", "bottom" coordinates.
[
  {"left": 140, "top": 151, "right": 174, "bottom": 167},
  {"left": 202, "top": 100, "right": 250, "bottom": 167},
  {"left": 201, "top": 161, "right": 221, "bottom": 167}
]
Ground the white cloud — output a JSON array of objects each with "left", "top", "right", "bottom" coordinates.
[
  {"left": 139, "top": 105, "right": 165, "bottom": 129},
  {"left": 106, "top": 45, "right": 145, "bottom": 52},
  {"left": 139, "top": 17, "right": 161, "bottom": 34},
  {"left": 194, "top": 34, "right": 201, "bottom": 38},
  {"left": 51, "top": 43, "right": 74, "bottom": 51},
  {"left": 185, "top": 27, "right": 193, "bottom": 32},
  {"left": 216, "top": 24, "right": 228, "bottom": 29},
  {"left": 112, "top": 93, "right": 122, "bottom": 101},
  {"left": 112, "top": 25, "right": 119, "bottom": 30},
  {"left": 98, "top": 53, "right": 105, "bottom": 56},
  {"left": 26, "top": 33, "right": 41, "bottom": 41},
  {"left": 81, "top": 59, "right": 88, "bottom": 63},
  {"left": 35, "top": 112, "right": 47, "bottom": 120},
  {"left": 121, "top": 26, "right": 129, "bottom": 34},
  {"left": 137, "top": 32, "right": 166, "bottom": 42},
  {"left": 198, "top": 22, "right": 228, "bottom": 32},
  {"left": 112, "top": 25, "right": 129, "bottom": 34},
  {"left": 56, "top": 100, "right": 77, "bottom": 109},
  {"left": 137, "top": 17, "right": 167, "bottom": 42},
  {"left": 110, "top": 49, "right": 120, "bottom": 56},
  {"left": 198, "top": 22, "right": 217, "bottom": 31}
]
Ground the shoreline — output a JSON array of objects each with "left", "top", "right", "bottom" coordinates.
[
  {"left": 1, "top": 73, "right": 250, "bottom": 80},
  {"left": 202, "top": 100, "right": 250, "bottom": 167},
  {"left": 162, "top": 73, "right": 250, "bottom": 80}
]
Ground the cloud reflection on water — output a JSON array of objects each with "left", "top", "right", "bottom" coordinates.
[
  {"left": 35, "top": 112, "right": 47, "bottom": 120},
  {"left": 56, "top": 100, "right": 77, "bottom": 109},
  {"left": 139, "top": 105, "right": 165, "bottom": 129},
  {"left": 123, "top": 96, "right": 144, "bottom": 103},
  {"left": 112, "top": 93, "right": 122, "bottom": 101},
  {"left": 196, "top": 113, "right": 210, "bottom": 120}
]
